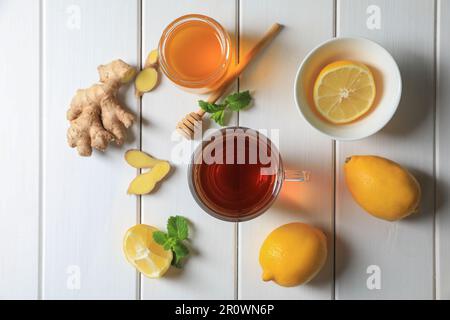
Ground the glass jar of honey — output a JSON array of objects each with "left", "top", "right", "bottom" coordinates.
[{"left": 158, "top": 14, "right": 232, "bottom": 93}]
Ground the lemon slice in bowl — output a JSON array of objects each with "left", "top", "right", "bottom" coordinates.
[
  {"left": 313, "top": 60, "right": 376, "bottom": 124},
  {"left": 123, "top": 224, "right": 172, "bottom": 278}
]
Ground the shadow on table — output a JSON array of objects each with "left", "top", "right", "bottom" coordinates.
[
  {"left": 380, "top": 50, "right": 433, "bottom": 137},
  {"left": 403, "top": 167, "right": 438, "bottom": 224},
  {"left": 436, "top": 177, "right": 449, "bottom": 218},
  {"left": 305, "top": 234, "right": 349, "bottom": 289}
]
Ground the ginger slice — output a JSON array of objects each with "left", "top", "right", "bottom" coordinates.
[
  {"left": 127, "top": 161, "right": 171, "bottom": 195},
  {"left": 125, "top": 149, "right": 163, "bottom": 168},
  {"left": 144, "top": 49, "right": 159, "bottom": 68},
  {"left": 135, "top": 68, "right": 158, "bottom": 97}
]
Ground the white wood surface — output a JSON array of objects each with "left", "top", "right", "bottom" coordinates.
[
  {"left": 437, "top": 0, "right": 450, "bottom": 300},
  {"left": 42, "top": 0, "right": 139, "bottom": 299},
  {"left": 335, "top": 0, "right": 435, "bottom": 299},
  {"left": 0, "top": 0, "right": 40, "bottom": 299},
  {"left": 0, "top": 0, "right": 447, "bottom": 300},
  {"left": 140, "top": 0, "right": 237, "bottom": 300},
  {"left": 238, "top": 0, "right": 335, "bottom": 300}
]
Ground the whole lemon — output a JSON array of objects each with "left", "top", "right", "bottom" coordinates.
[
  {"left": 344, "top": 155, "right": 421, "bottom": 221},
  {"left": 259, "top": 223, "right": 327, "bottom": 287}
]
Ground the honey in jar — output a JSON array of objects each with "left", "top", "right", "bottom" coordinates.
[{"left": 159, "top": 14, "right": 232, "bottom": 93}]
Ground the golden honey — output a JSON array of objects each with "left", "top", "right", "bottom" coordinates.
[{"left": 158, "top": 14, "right": 232, "bottom": 93}]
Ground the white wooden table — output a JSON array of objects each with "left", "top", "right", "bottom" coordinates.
[{"left": 1, "top": 0, "right": 449, "bottom": 300}]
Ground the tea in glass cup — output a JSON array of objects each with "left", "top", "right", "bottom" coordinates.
[{"left": 188, "top": 127, "right": 307, "bottom": 222}]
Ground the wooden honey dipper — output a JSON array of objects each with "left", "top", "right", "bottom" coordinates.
[{"left": 176, "top": 23, "right": 283, "bottom": 140}]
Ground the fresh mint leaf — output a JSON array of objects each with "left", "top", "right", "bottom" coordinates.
[
  {"left": 168, "top": 237, "right": 178, "bottom": 248},
  {"left": 199, "top": 91, "right": 253, "bottom": 126},
  {"left": 211, "top": 110, "right": 225, "bottom": 126},
  {"left": 174, "top": 241, "right": 189, "bottom": 257},
  {"left": 225, "top": 90, "right": 252, "bottom": 111},
  {"left": 152, "top": 231, "right": 168, "bottom": 245},
  {"left": 158, "top": 215, "right": 192, "bottom": 268},
  {"left": 167, "top": 216, "right": 177, "bottom": 238},
  {"left": 172, "top": 242, "right": 189, "bottom": 268},
  {"left": 172, "top": 254, "right": 183, "bottom": 268},
  {"left": 175, "top": 216, "right": 189, "bottom": 240},
  {"left": 198, "top": 100, "right": 225, "bottom": 113},
  {"left": 167, "top": 215, "right": 189, "bottom": 240}
]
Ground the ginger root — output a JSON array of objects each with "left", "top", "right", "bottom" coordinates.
[
  {"left": 125, "top": 149, "right": 162, "bottom": 168},
  {"left": 127, "top": 161, "right": 171, "bottom": 195},
  {"left": 67, "top": 59, "right": 136, "bottom": 156}
]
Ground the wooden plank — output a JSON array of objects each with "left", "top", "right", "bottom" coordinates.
[
  {"left": 0, "top": 0, "right": 40, "bottom": 299},
  {"left": 42, "top": 0, "right": 139, "bottom": 299},
  {"left": 336, "top": 0, "right": 435, "bottom": 299},
  {"left": 437, "top": 0, "right": 450, "bottom": 300},
  {"left": 238, "top": 0, "right": 335, "bottom": 300},
  {"left": 141, "top": 0, "right": 237, "bottom": 299}
]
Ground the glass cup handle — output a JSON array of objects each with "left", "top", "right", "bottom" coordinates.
[{"left": 284, "top": 170, "right": 310, "bottom": 182}]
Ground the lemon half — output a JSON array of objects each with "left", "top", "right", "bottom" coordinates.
[
  {"left": 123, "top": 224, "right": 172, "bottom": 278},
  {"left": 313, "top": 60, "right": 376, "bottom": 124}
]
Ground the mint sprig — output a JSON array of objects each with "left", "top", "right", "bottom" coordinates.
[
  {"left": 153, "top": 215, "right": 190, "bottom": 268},
  {"left": 199, "top": 90, "right": 252, "bottom": 126}
]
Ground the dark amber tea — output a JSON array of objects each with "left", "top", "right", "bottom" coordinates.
[{"left": 189, "top": 127, "right": 283, "bottom": 221}]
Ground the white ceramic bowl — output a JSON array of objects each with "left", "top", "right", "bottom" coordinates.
[{"left": 294, "top": 37, "right": 402, "bottom": 140}]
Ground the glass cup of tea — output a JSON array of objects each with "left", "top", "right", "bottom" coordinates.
[{"left": 188, "top": 127, "right": 308, "bottom": 222}]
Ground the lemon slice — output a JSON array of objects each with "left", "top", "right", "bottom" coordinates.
[
  {"left": 123, "top": 224, "right": 172, "bottom": 278},
  {"left": 313, "top": 60, "right": 376, "bottom": 124}
]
